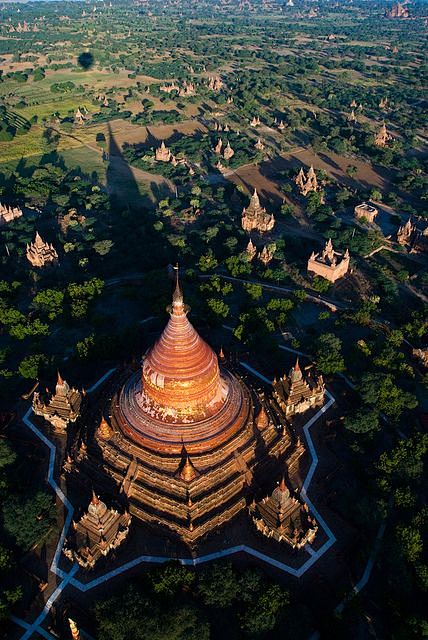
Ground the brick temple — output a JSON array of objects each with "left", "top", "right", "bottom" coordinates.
[{"left": 73, "top": 268, "right": 323, "bottom": 551}]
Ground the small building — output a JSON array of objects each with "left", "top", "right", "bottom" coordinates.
[
  {"left": 223, "top": 141, "right": 235, "bottom": 161},
  {"left": 250, "top": 475, "right": 317, "bottom": 549},
  {"left": 74, "top": 107, "right": 88, "bottom": 125},
  {"left": 63, "top": 492, "right": 131, "bottom": 569},
  {"left": 385, "top": 2, "right": 409, "bottom": 18},
  {"left": 33, "top": 373, "right": 82, "bottom": 433},
  {"left": 241, "top": 189, "right": 275, "bottom": 233},
  {"left": 272, "top": 358, "right": 325, "bottom": 418},
  {"left": 245, "top": 239, "right": 257, "bottom": 262},
  {"left": 374, "top": 122, "right": 392, "bottom": 147},
  {"left": 0, "top": 202, "right": 23, "bottom": 225},
  {"left": 155, "top": 141, "right": 172, "bottom": 162},
  {"left": 258, "top": 243, "right": 276, "bottom": 265},
  {"left": 307, "top": 238, "right": 350, "bottom": 283},
  {"left": 295, "top": 165, "right": 319, "bottom": 196},
  {"left": 354, "top": 202, "right": 378, "bottom": 224},
  {"left": 397, "top": 218, "right": 428, "bottom": 254},
  {"left": 412, "top": 348, "right": 428, "bottom": 368},
  {"left": 26, "top": 231, "right": 58, "bottom": 268},
  {"left": 208, "top": 76, "right": 223, "bottom": 91}
]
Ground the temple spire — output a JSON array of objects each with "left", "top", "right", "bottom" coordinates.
[{"left": 172, "top": 263, "right": 184, "bottom": 312}]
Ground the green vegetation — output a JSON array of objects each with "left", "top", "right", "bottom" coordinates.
[
  {"left": 0, "top": 0, "right": 426, "bottom": 637},
  {"left": 94, "top": 562, "right": 296, "bottom": 640}
]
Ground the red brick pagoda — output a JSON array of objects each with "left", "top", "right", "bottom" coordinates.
[{"left": 80, "top": 268, "right": 321, "bottom": 548}]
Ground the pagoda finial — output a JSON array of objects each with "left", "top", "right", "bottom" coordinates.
[
  {"left": 279, "top": 474, "right": 287, "bottom": 493},
  {"left": 91, "top": 488, "right": 99, "bottom": 505},
  {"left": 172, "top": 263, "right": 183, "bottom": 308},
  {"left": 294, "top": 356, "right": 300, "bottom": 372},
  {"left": 57, "top": 370, "right": 64, "bottom": 386}
]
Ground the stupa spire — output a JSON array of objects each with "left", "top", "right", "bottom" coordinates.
[
  {"left": 142, "top": 270, "right": 223, "bottom": 423},
  {"left": 171, "top": 263, "right": 185, "bottom": 314}
]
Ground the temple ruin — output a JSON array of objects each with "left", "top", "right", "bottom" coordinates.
[
  {"left": 26, "top": 231, "right": 58, "bottom": 268},
  {"left": 33, "top": 372, "right": 82, "bottom": 433},
  {"left": 307, "top": 238, "right": 350, "bottom": 283},
  {"left": 272, "top": 358, "right": 325, "bottom": 418},
  {"left": 0, "top": 202, "right": 23, "bottom": 225},
  {"left": 63, "top": 491, "right": 131, "bottom": 569},
  {"left": 295, "top": 166, "right": 319, "bottom": 196},
  {"left": 241, "top": 189, "right": 275, "bottom": 233},
  {"left": 354, "top": 202, "right": 378, "bottom": 224},
  {"left": 374, "top": 123, "right": 392, "bottom": 147}
]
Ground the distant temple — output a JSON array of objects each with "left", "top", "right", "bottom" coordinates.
[
  {"left": 307, "top": 238, "right": 350, "bottom": 282},
  {"left": 272, "top": 358, "right": 325, "bottom": 418},
  {"left": 26, "top": 232, "right": 58, "bottom": 268},
  {"left": 245, "top": 238, "right": 257, "bottom": 261},
  {"left": 179, "top": 81, "right": 195, "bottom": 97},
  {"left": 33, "top": 373, "right": 82, "bottom": 433},
  {"left": 214, "top": 138, "right": 223, "bottom": 154},
  {"left": 223, "top": 141, "right": 235, "bottom": 161},
  {"left": 258, "top": 243, "right": 276, "bottom": 265},
  {"left": 385, "top": 2, "right": 409, "bottom": 18},
  {"left": 295, "top": 166, "right": 319, "bottom": 196},
  {"left": 354, "top": 202, "right": 378, "bottom": 224},
  {"left": 255, "top": 138, "right": 265, "bottom": 150},
  {"left": 74, "top": 107, "right": 88, "bottom": 125},
  {"left": 241, "top": 189, "right": 275, "bottom": 233},
  {"left": 397, "top": 218, "right": 428, "bottom": 254},
  {"left": 63, "top": 491, "right": 131, "bottom": 569},
  {"left": 155, "top": 141, "right": 172, "bottom": 162},
  {"left": 250, "top": 116, "right": 261, "bottom": 127},
  {"left": 0, "top": 202, "right": 23, "bottom": 225},
  {"left": 250, "top": 474, "right": 317, "bottom": 548},
  {"left": 374, "top": 123, "right": 392, "bottom": 147},
  {"left": 160, "top": 82, "right": 179, "bottom": 94},
  {"left": 412, "top": 348, "right": 428, "bottom": 368},
  {"left": 208, "top": 76, "right": 223, "bottom": 91}
]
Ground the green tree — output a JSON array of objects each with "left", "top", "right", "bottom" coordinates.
[
  {"left": 149, "top": 562, "right": 195, "bottom": 597},
  {"left": 3, "top": 491, "right": 56, "bottom": 550},
  {"left": 95, "top": 586, "right": 209, "bottom": 640},
  {"left": 18, "top": 354, "right": 47, "bottom": 379},
  {"left": 359, "top": 373, "right": 417, "bottom": 421},
  {"left": 345, "top": 410, "right": 379, "bottom": 434},
  {"left": 32, "top": 289, "right": 64, "bottom": 321},
  {"left": 239, "top": 584, "right": 289, "bottom": 635},
  {"left": 198, "top": 249, "right": 218, "bottom": 273},
  {"left": 316, "top": 333, "right": 345, "bottom": 374},
  {"left": 244, "top": 283, "right": 263, "bottom": 301},
  {"left": 197, "top": 562, "right": 240, "bottom": 608},
  {"left": 207, "top": 298, "right": 230, "bottom": 318}
]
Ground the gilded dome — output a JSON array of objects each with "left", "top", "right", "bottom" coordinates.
[{"left": 141, "top": 272, "right": 226, "bottom": 423}]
